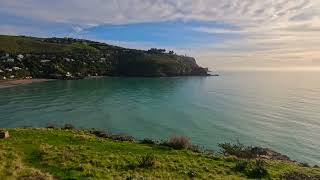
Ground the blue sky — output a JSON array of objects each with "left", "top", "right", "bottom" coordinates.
[{"left": 0, "top": 0, "right": 319, "bottom": 70}]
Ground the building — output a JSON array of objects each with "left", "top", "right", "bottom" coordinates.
[
  {"left": 0, "top": 69, "right": 3, "bottom": 73},
  {"left": 66, "top": 72, "right": 72, "bottom": 77},
  {"left": 7, "top": 58, "right": 14, "bottom": 62},
  {"left": 13, "top": 67, "right": 22, "bottom": 70},
  {"left": 40, "top": 59, "right": 51, "bottom": 63},
  {"left": 17, "top": 54, "right": 24, "bottom": 61},
  {"left": 5, "top": 68, "right": 12, "bottom": 72}
]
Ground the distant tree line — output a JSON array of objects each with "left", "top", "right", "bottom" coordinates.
[{"left": 147, "top": 48, "right": 175, "bottom": 55}]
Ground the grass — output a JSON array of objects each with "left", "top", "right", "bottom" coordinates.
[
  {"left": 0, "top": 35, "right": 99, "bottom": 54},
  {"left": 0, "top": 128, "right": 319, "bottom": 179}
]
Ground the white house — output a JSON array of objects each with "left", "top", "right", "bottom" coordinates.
[
  {"left": 2, "top": 76, "right": 7, "bottom": 80},
  {"left": 10, "top": 75, "right": 15, "bottom": 79},
  {"left": 64, "top": 58, "right": 71, "bottom": 62},
  {"left": 40, "top": 59, "right": 51, "bottom": 63},
  {"left": 7, "top": 58, "right": 14, "bottom": 62},
  {"left": 0, "top": 69, "right": 3, "bottom": 73},
  {"left": 13, "top": 67, "right": 22, "bottom": 70},
  {"left": 5, "top": 68, "right": 12, "bottom": 72},
  {"left": 17, "top": 54, "right": 24, "bottom": 61},
  {"left": 66, "top": 72, "right": 72, "bottom": 77}
]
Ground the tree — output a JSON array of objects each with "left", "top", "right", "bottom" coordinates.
[{"left": 148, "top": 48, "right": 166, "bottom": 54}]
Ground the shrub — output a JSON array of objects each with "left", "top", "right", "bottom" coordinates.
[
  {"left": 247, "top": 160, "right": 269, "bottom": 179},
  {"left": 234, "top": 160, "right": 248, "bottom": 172},
  {"left": 90, "top": 130, "right": 109, "bottom": 138},
  {"left": 110, "top": 134, "right": 135, "bottom": 142},
  {"left": 187, "top": 170, "right": 197, "bottom": 178},
  {"left": 138, "top": 153, "right": 156, "bottom": 168},
  {"left": 218, "top": 141, "right": 255, "bottom": 159},
  {"left": 140, "top": 138, "right": 156, "bottom": 145},
  {"left": 166, "top": 135, "right": 190, "bottom": 150},
  {"left": 188, "top": 144, "right": 203, "bottom": 153},
  {"left": 63, "top": 124, "right": 75, "bottom": 130},
  {"left": 45, "top": 123, "right": 57, "bottom": 129}
]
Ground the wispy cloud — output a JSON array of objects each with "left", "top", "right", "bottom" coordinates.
[{"left": 0, "top": 0, "right": 319, "bottom": 70}]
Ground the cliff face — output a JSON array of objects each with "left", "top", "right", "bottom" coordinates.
[
  {"left": 0, "top": 35, "right": 209, "bottom": 79},
  {"left": 117, "top": 51, "right": 209, "bottom": 76}
]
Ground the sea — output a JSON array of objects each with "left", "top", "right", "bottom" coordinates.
[{"left": 0, "top": 71, "right": 319, "bottom": 165}]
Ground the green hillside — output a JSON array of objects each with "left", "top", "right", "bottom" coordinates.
[
  {"left": 0, "top": 35, "right": 209, "bottom": 79},
  {"left": 0, "top": 128, "right": 319, "bottom": 179}
]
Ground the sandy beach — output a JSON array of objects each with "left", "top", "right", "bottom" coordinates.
[{"left": 0, "top": 79, "right": 54, "bottom": 89}]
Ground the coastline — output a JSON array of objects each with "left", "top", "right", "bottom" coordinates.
[{"left": 0, "top": 79, "right": 54, "bottom": 89}]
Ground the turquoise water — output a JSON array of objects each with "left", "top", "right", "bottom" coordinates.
[{"left": 0, "top": 71, "right": 319, "bottom": 165}]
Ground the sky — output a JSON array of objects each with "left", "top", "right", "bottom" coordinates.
[{"left": 0, "top": 0, "right": 320, "bottom": 71}]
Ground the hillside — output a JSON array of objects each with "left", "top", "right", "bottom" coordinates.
[
  {"left": 0, "top": 35, "right": 209, "bottom": 79},
  {"left": 0, "top": 128, "right": 319, "bottom": 179}
]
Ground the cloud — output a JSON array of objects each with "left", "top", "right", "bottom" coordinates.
[{"left": 0, "top": 0, "right": 319, "bottom": 70}]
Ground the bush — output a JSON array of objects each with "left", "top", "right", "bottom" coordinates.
[
  {"left": 45, "top": 123, "right": 57, "bottom": 129},
  {"left": 165, "top": 135, "right": 191, "bottom": 150},
  {"left": 63, "top": 124, "right": 75, "bottom": 130},
  {"left": 90, "top": 130, "right": 109, "bottom": 138},
  {"left": 187, "top": 170, "right": 197, "bottom": 178},
  {"left": 234, "top": 160, "right": 248, "bottom": 172},
  {"left": 110, "top": 134, "right": 135, "bottom": 142},
  {"left": 140, "top": 138, "right": 156, "bottom": 145},
  {"left": 247, "top": 160, "right": 269, "bottom": 179},
  {"left": 138, "top": 153, "right": 156, "bottom": 168},
  {"left": 218, "top": 141, "right": 255, "bottom": 159},
  {"left": 188, "top": 144, "right": 203, "bottom": 153}
]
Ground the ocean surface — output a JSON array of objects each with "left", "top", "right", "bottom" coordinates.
[{"left": 0, "top": 71, "right": 319, "bottom": 165}]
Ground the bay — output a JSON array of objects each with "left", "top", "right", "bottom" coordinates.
[{"left": 0, "top": 71, "right": 319, "bottom": 165}]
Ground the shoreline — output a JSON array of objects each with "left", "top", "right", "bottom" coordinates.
[{"left": 0, "top": 79, "right": 54, "bottom": 89}]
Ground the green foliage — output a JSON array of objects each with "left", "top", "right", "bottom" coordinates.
[
  {"left": 140, "top": 138, "right": 157, "bottom": 145},
  {"left": 219, "top": 141, "right": 256, "bottom": 159},
  {"left": 63, "top": 124, "right": 75, "bottom": 130},
  {"left": 163, "top": 135, "right": 191, "bottom": 150},
  {"left": 247, "top": 160, "right": 269, "bottom": 179},
  {"left": 234, "top": 160, "right": 249, "bottom": 172},
  {"left": 0, "top": 129, "right": 318, "bottom": 179},
  {"left": 138, "top": 153, "right": 156, "bottom": 168},
  {"left": 147, "top": 48, "right": 166, "bottom": 54},
  {"left": 0, "top": 35, "right": 209, "bottom": 79}
]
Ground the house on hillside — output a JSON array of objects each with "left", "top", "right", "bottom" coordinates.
[
  {"left": 0, "top": 69, "right": 3, "bottom": 73},
  {"left": 7, "top": 58, "right": 14, "bottom": 62},
  {"left": 17, "top": 54, "right": 24, "bottom": 61},
  {"left": 40, "top": 59, "right": 51, "bottom": 63},
  {"left": 13, "top": 67, "right": 22, "bottom": 70},
  {"left": 5, "top": 68, "right": 12, "bottom": 72},
  {"left": 66, "top": 72, "right": 72, "bottom": 77}
]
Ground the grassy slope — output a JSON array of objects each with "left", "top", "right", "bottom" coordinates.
[
  {"left": 0, "top": 129, "right": 319, "bottom": 180},
  {"left": 0, "top": 35, "right": 99, "bottom": 54}
]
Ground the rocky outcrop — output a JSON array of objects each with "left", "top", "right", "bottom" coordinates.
[
  {"left": 117, "top": 51, "right": 209, "bottom": 77},
  {"left": 251, "top": 147, "right": 291, "bottom": 161}
]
